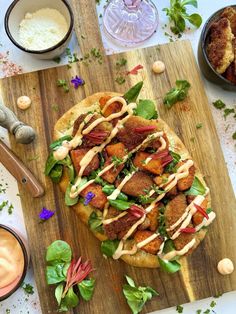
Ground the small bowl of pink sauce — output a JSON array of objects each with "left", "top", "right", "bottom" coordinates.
[{"left": 0, "top": 224, "right": 29, "bottom": 301}]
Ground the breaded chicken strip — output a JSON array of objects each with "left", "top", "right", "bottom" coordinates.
[
  {"left": 207, "top": 18, "right": 234, "bottom": 74},
  {"left": 221, "top": 7, "right": 236, "bottom": 36},
  {"left": 165, "top": 193, "right": 187, "bottom": 232}
]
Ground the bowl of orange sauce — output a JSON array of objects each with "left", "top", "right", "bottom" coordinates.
[{"left": 0, "top": 224, "right": 29, "bottom": 301}]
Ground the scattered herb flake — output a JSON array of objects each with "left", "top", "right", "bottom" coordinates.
[
  {"left": 196, "top": 123, "right": 203, "bottom": 129},
  {"left": 212, "top": 99, "right": 226, "bottom": 109},
  {"left": 56, "top": 79, "right": 69, "bottom": 93},
  {"left": 66, "top": 48, "right": 79, "bottom": 65},
  {"left": 22, "top": 283, "right": 34, "bottom": 295},
  {"left": 232, "top": 132, "right": 236, "bottom": 140},
  {"left": 116, "top": 57, "right": 127, "bottom": 70},
  {"left": 210, "top": 300, "right": 216, "bottom": 308},
  {"left": 176, "top": 304, "right": 184, "bottom": 313},
  {"left": 52, "top": 104, "right": 59, "bottom": 112},
  {"left": 8, "top": 203, "right": 13, "bottom": 215},
  {"left": 115, "top": 76, "right": 126, "bottom": 85},
  {"left": 224, "top": 108, "right": 235, "bottom": 119},
  {"left": 53, "top": 56, "right": 61, "bottom": 64}
]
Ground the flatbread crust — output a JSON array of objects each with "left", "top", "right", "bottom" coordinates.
[{"left": 55, "top": 92, "right": 210, "bottom": 268}]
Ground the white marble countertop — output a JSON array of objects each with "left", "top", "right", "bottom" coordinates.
[{"left": 0, "top": 0, "right": 235, "bottom": 313}]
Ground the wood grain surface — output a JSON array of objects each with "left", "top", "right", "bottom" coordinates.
[{"left": 0, "top": 40, "right": 235, "bottom": 314}]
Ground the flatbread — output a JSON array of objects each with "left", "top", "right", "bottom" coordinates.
[{"left": 54, "top": 92, "right": 210, "bottom": 268}]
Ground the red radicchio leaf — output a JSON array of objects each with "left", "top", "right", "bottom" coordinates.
[
  {"left": 85, "top": 131, "right": 108, "bottom": 144},
  {"left": 180, "top": 227, "right": 196, "bottom": 233},
  {"left": 127, "top": 64, "right": 144, "bottom": 75},
  {"left": 194, "top": 204, "right": 209, "bottom": 220},
  {"left": 62, "top": 257, "right": 93, "bottom": 297},
  {"left": 134, "top": 126, "right": 156, "bottom": 133},
  {"left": 161, "top": 155, "right": 173, "bottom": 167},
  {"left": 150, "top": 149, "right": 169, "bottom": 160},
  {"left": 128, "top": 205, "right": 145, "bottom": 218}
]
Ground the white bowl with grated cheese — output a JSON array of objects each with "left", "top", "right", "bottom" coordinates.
[{"left": 4, "top": 0, "right": 74, "bottom": 59}]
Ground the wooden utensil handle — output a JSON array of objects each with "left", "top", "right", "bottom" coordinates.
[{"left": 0, "top": 140, "right": 44, "bottom": 197}]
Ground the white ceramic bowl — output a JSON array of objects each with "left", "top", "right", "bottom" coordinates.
[{"left": 4, "top": 0, "right": 74, "bottom": 60}]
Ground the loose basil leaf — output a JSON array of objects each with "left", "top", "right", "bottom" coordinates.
[
  {"left": 59, "top": 287, "right": 79, "bottom": 311},
  {"left": 55, "top": 283, "right": 64, "bottom": 305},
  {"left": 163, "top": 80, "right": 191, "bottom": 108},
  {"left": 165, "top": 151, "right": 181, "bottom": 173},
  {"left": 46, "top": 240, "right": 72, "bottom": 263},
  {"left": 78, "top": 278, "right": 95, "bottom": 301},
  {"left": 45, "top": 152, "right": 58, "bottom": 176},
  {"left": 158, "top": 257, "right": 181, "bottom": 273},
  {"left": 123, "top": 276, "right": 158, "bottom": 314},
  {"left": 135, "top": 99, "right": 158, "bottom": 120},
  {"left": 49, "top": 135, "right": 72, "bottom": 150},
  {"left": 108, "top": 199, "right": 132, "bottom": 211},
  {"left": 88, "top": 211, "right": 103, "bottom": 233},
  {"left": 50, "top": 164, "right": 63, "bottom": 183},
  {"left": 46, "top": 263, "right": 67, "bottom": 285},
  {"left": 185, "top": 176, "right": 206, "bottom": 196},
  {"left": 102, "top": 185, "right": 128, "bottom": 201},
  {"left": 101, "top": 239, "right": 120, "bottom": 257},
  {"left": 124, "top": 81, "right": 143, "bottom": 104}
]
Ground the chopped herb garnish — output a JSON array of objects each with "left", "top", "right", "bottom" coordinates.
[
  {"left": 163, "top": 80, "right": 191, "bottom": 108},
  {"left": 111, "top": 156, "right": 124, "bottom": 168},
  {"left": 21, "top": 283, "right": 34, "bottom": 295},
  {"left": 212, "top": 99, "right": 226, "bottom": 109},
  {"left": 116, "top": 57, "right": 127, "bottom": 70},
  {"left": 53, "top": 56, "right": 61, "bottom": 64},
  {"left": 176, "top": 304, "right": 184, "bottom": 313},
  {"left": 232, "top": 132, "right": 236, "bottom": 140},
  {"left": 52, "top": 104, "right": 59, "bottom": 112},
  {"left": 66, "top": 47, "right": 79, "bottom": 65},
  {"left": 224, "top": 108, "right": 235, "bottom": 119},
  {"left": 56, "top": 79, "right": 69, "bottom": 93},
  {"left": 196, "top": 123, "right": 203, "bottom": 129},
  {"left": 115, "top": 76, "right": 126, "bottom": 85},
  {"left": 210, "top": 300, "right": 216, "bottom": 308},
  {"left": 8, "top": 203, "right": 13, "bottom": 215},
  {"left": 163, "top": 0, "right": 202, "bottom": 35}
]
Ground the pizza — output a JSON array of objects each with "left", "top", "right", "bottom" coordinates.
[{"left": 45, "top": 82, "right": 215, "bottom": 271}]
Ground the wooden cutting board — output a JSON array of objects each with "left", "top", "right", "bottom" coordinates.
[{"left": 0, "top": 1, "right": 236, "bottom": 313}]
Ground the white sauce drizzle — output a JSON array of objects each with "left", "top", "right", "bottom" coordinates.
[
  {"left": 103, "top": 212, "right": 128, "bottom": 225},
  {"left": 195, "top": 211, "right": 216, "bottom": 231},
  {"left": 101, "top": 96, "right": 125, "bottom": 115},
  {"left": 162, "top": 238, "right": 196, "bottom": 261},
  {"left": 107, "top": 171, "right": 136, "bottom": 201},
  {"left": 137, "top": 233, "right": 159, "bottom": 248}
]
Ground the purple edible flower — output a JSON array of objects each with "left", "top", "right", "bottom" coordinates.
[
  {"left": 71, "top": 75, "right": 85, "bottom": 89},
  {"left": 84, "top": 192, "right": 95, "bottom": 206},
  {"left": 39, "top": 207, "right": 55, "bottom": 221}
]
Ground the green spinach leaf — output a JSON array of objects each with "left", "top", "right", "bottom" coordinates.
[
  {"left": 158, "top": 257, "right": 181, "bottom": 273},
  {"left": 123, "top": 275, "right": 158, "bottom": 314},
  {"left": 88, "top": 212, "right": 103, "bottom": 233},
  {"left": 49, "top": 135, "right": 72, "bottom": 150},
  {"left": 50, "top": 164, "right": 63, "bottom": 183},
  {"left": 185, "top": 176, "right": 206, "bottom": 195},
  {"left": 59, "top": 287, "right": 79, "bottom": 312},
  {"left": 78, "top": 278, "right": 95, "bottom": 301},
  {"left": 46, "top": 240, "right": 72, "bottom": 263},
  {"left": 135, "top": 99, "right": 158, "bottom": 120},
  {"left": 101, "top": 239, "right": 120, "bottom": 257},
  {"left": 124, "top": 81, "right": 143, "bottom": 104},
  {"left": 55, "top": 283, "right": 64, "bottom": 305},
  {"left": 46, "top": 263, "right": 67, "bottom": 285}
]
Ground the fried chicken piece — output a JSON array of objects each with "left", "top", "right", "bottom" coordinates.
[
  {"left": 173, "top": 224, "right": 195, "bottom": 252},
  {"left": 80, "top": 183, "right": 107, "bottom": 210},
  {"left": 165, "top": 194, "right": 187, "bottom": 233},
  {"left": 101, "top": 158, "right": 124, "bottom": 183},
  {"left": 177, "top": 160, "right": 195, "bottom": 191},
  {"left": 117, "top": 116, "right": 157, "bottom": 150},
  {"left": 117, "top": 171, "right": 154, "bottom": 197},
  {"left": 133, "top": 151, "right": 164, "bottom": 175},
  {"left": 99, "top": 96, "right": 123, "bottom": 117},
  {"left": 70, "top": 148, "right": 99, "bottom": 176},
  {"left": 221, "top": 7, "right": 236, "bottom": 36},
  {"left": 134, "top": 230, "right": 163, "bottom": 255},
  {"left": 207, "top": 18, "right": 234, "bottom": 74},
  {"left": 72, "top": 113, "right": 113, "bottom": 146},
  {"left": 166, "top": 185, "right": 178, "bottom": 198},
  {"left": 138, "top": 217, "right": 151, "bottom": 230},
  {"left": 224, "top": 62, "right": 236, "bottom": 84},
  {"left": 106, "top": 142, "right": 126, "bottom": 158},
  {"left": 192, "top": 198, "right": 208, "bottom": 226},
  {"left": 147, "top": 205, "right": 160, "bottom": 232}
]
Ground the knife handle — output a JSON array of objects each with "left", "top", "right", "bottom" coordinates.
[{"left": 0, "top": 140, "right": 44, "bottom": 198}]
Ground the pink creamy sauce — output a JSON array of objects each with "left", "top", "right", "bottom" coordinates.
[{"left": 0, "top": 228, "right": 24, "bottom": 297}]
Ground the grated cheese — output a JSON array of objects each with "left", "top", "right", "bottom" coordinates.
[{"left": 19, "top": 8, "right": 68, "bottom": 50}]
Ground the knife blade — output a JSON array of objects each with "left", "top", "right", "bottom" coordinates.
[{"left": 0, "top": 140, "right": 44, "bottom": 198}]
